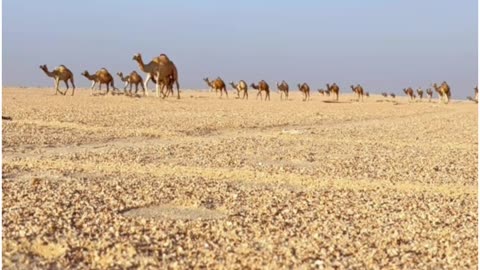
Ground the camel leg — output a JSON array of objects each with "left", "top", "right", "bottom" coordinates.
[
  {"left": 90, "top": 81, "right": 96, "bottom": 95},
  {"left": 70, "top": 78, "right": 75, "bottom": 96},
  {"left": 134, "top": 84, "right": 138, "bottom": 95},
  {"left": 140, "top": 81, "right": 145, "bottom": 96},
  {"left": 161, "top": 83, "right": 167, "bottom": 99},
  {"left": 54, "top": 79, "right": 60, "bottom": 95},
  {"left": 155, "top": 79, "right": 160, "bottom": 98},
  {"left": 144, "top": 74, "right": 151, "bottom": 96}
]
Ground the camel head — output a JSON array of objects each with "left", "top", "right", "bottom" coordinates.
[
  {"left": 297, "top": 83, "right": 301, "bottom": 89},
  {"left": 81, "top": 70, "right": 90, "bottom": 77},
  {"left": 116, "top": 72, "right": 123, "bottom": 77},
  {"left": 39, "top": 64, "right": 47, "bottom": 71},
  {"left": 250, "top": 83, "right": 258, "bottom": 89},
  {"left": 132, "top": 53, "right": 142, "bottom": 61},
  {"left": 326, "top": 83, "right": 331, "bottom": 90},
  {"left": 350, "top": 85, "right": 355, "bottom": 91},
  {"left": 203, "top": 77, "right": 210, "bottom": 84}
]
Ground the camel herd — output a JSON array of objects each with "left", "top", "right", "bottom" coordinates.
[{"left": 39, "top": 54, "right": 472, "bottom": 104}]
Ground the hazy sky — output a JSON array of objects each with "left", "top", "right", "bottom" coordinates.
[{"left": 3, "top": 0, "right": 478, "bottom": 98}]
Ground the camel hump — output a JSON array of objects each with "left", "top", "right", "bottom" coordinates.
[{"left": 57, "top": 65, "right": 67, "bottom": 71}]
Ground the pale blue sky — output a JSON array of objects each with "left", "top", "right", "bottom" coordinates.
[{"left": 3, "top": 0, "right": 478, "bottom": 98}]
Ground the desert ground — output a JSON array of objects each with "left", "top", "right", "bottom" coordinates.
[{"left": 2, "top": 87, "right": 478, "bottom": 269}]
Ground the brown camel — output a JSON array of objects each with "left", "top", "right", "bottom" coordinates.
[
  {"left": 206, "top": 77, "right": 228, "bottom": 98},
  {"left": 132, "top": 53, "right": 180, "bottom": 99},
  {"left": 381, "top": 92, "right": 388, "bottom": 98},
  {"left": 416, "top": 88, "right": 424, "bottom": 100},
  {"left": 276, "top": 81, "right": 289, "bottom": 100},
  {"left": 426, "top": 88, "right": 433, "bottom": 102},
  {"left": 117, "top": 71, "right": 145, "bottom": 96},
  {"left": 365, "top": 92, "right": 370, "bottom": 97},
  {"left": 350, "top": 84, "right": 364, "bottom": 101},
  {"left": 229, "top": 80, "right": 248, "bottom": 99},
  {"left": 432, "top": 82, "right": 451, "bottom": 104},
  {"left": 250, "top": 80, "right": 270, "bottom": 101},
  {"left": 326, "top": 83, "right": 340, "bottom": 101},
  {"left": 324, "top": 89, "right": 331, "bottom": 96},
  {"left": 403, "top": 87, "right": 414, "bottom": 101},
  {"left": 390, "top": 93, "right": 396, "bottom": 99},
  {"left": 81, "top": 68, "right": 116, "bottom": 95},
  {"left": 297, "top": 83, "right": 310, "bottom": 101},
  {"left": 318, "top": 89, "right": 325, "bottom": 96},
  {"left": 39, "top": 64, "right": 75, "bottom": 96}
]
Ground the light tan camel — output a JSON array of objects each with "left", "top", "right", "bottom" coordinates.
[
  {"left": 117, "top": 71, "right": 145, "bottom": 96},
  {"left": 39, "top": 65, "right": 75, "bottom": 96},
  {"left": 433, "top": 82, "right": 451, "bottom": 104},
  {"left": 81, "top": 68, "right": 116, "bottom": 95},
  {"left": 132, "top": 53, "right": 180, "bottom": 98},
  {"left": 297, "top": 83, "right": 310, "bottom": 101},
  {"left": 416, "top": 88, "right": 424, "bottom": 100},
  {"left": 229, "top": 80, "right": 248, "bottom": 99}
]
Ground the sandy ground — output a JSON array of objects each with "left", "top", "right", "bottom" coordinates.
[{"left": 2, "top": 87, "right": 478, "bottom": 269}]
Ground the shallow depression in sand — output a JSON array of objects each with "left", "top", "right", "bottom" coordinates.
[{"left": 121, "top": 204, "right": 226, "bottom": 220}]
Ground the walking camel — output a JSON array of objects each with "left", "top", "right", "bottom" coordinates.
[
  {"left": 416, "top": 88, "right": 424, "bottom": 100},
  {"left": 132, "top": 53, "right": 180, "bottom": 99},
  {"left": 425, "top": 88, "right": 433, "bottom": 102},
  {"left": 276, "top": 81, "right": 289, "bottom": 100},
  {"left": 39, "top": 64, "right": 75, "bottom": 96},
  {"left": 116, "top": 71, "right": 145, "bottom": 96},
  {"left": 250, "top": 80, "right": 270, "bottom": 101},
  {"left": 229, "top": 80, "right": 248, "bottom": 99},
  {"left": 205, "top": 77, "right": 228, "bottom": 98},
  {"left": 350, "top": 84, "right": 364, "bottom": 101},
  {"left": 432, "top": 82, "right": 451, "bottom": 104},
  {"left": 297, "top": 83, "right": 310, "bottom": 101},
  {"left": 403, "top": 87, "right": 414, "bottom": 101},
  {"left": 81, "top": 68, "right": 116, "bottom": 95},
  {"left": 204, "top": 78, "right": 216, "bottom": 93},
  {"left": 326, "top": 83, "right": 340, "bottom": 101}
]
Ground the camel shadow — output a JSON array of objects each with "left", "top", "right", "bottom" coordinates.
[{"left": 322, "top": 100, "right": 351, "bottom": 104}]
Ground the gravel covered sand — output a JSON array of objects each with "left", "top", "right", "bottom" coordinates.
[{"left": 2, "top": 88, "right": 478, "bottom": 269}]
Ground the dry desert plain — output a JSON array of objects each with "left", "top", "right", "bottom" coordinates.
[{"left": 2, "top": 87, "right": 478, "bottom": 269}]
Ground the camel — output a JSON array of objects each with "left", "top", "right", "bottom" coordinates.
[
  {"left": 318, "top": 89, "right": 325, "bottom": 96},
  {"left": 365, "top": 92, "right": 370, "bottom": 97},
  {"left": 250, "top": 80, "right": 270, "bottom": 101},
  {"left": 416, "top": 88, "right": 424, "bottom": 100},
  {"left": 205, "top": 77, "right": 228, "bottom": 98},
  {"left": 326, "top": 83, "right": 340, "bottom": 101},
  {"left": 403, "top": 87, "right": 414, "bottom": 101},
  {"left": 324, "top": 89, "right": 331, "bottom": 96},
  {"left": 381, "top": 92, "right": 388, "bottom": 98},
  {"left": 116, "top": 71, "right": 145, "bottom": 96},
  {"left": 297, "top": 83, "right": 310, "bottom": 101},
  {"left": 350, "top": 84, "right": 364, "bottom": 101},
  {"left": 81, "top": 68, "right": 116, "bottom": 95},
  {"left": 39, "top": 64, "right": 75, "bottom": 96},
  {"left": 426, "top": 88, "right": 433, "bottom": 102},
  {"left": 132, "top": 53, "right": 180, "bottom": 99},
  {"left": 475, "top": 86, "right": 478, "bottom": 102},
  {"left": 229, "top": 80, "right": 248, "bottom": 99},
  {"left": 432, "top": 82, "right": 451, "bottom": 104},
  {"left": 390, "top": 93, "right": 396, "bottom": 99},
  {"left": 204, "top": 78, "right": 216, "bottom": 93},
  {"left": 276, "top": 81, "right": 289, "bottom": 100}
]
